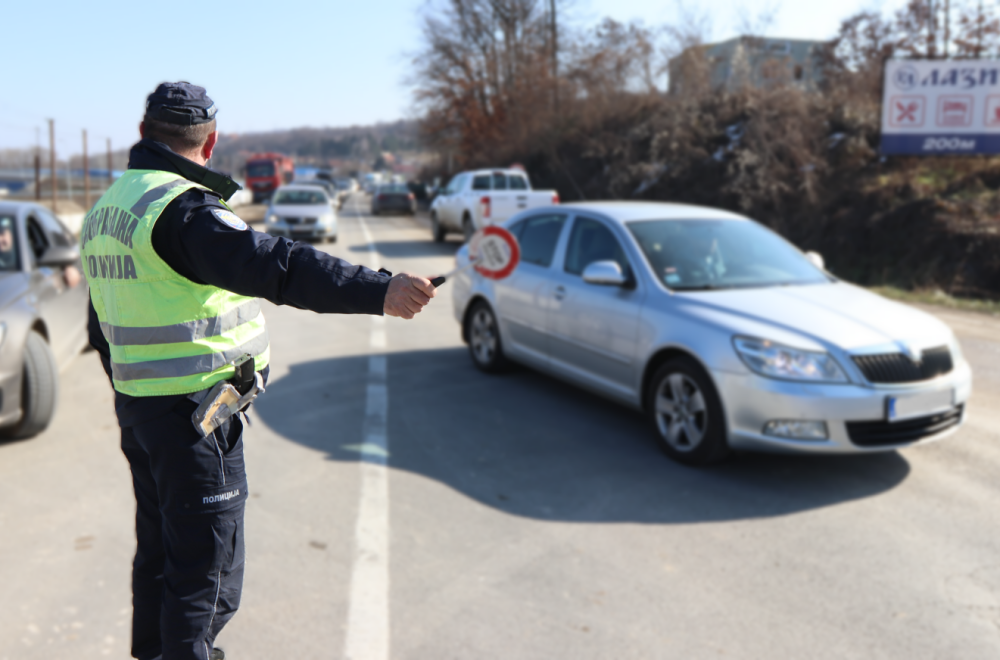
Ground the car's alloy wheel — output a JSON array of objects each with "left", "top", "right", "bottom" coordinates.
[
  {"left": 646, "top": 356, "right": 729, "bottom": 465},
  {"left": 466, "top": 302, "right": 506, "bottom": 372}
]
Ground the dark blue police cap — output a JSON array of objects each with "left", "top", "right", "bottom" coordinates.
[{"left": 144, "top": 82, "right": 218, "bottom": 126}]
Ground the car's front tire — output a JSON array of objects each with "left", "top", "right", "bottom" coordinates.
[
  {"left": 462, "top": 215, "right": 475, "bottom": 243},
  {"left": 645, "top": 356, "right": 729, "bottom": 466},
  {"left": 431, "top": 213, "right": 446, "bottom": 243},
  {"left": 464, "top": 301, "right": 507, "bottom": 373},
  {"left": 1, "top": 330, "right": 59, "bottom": 440}
]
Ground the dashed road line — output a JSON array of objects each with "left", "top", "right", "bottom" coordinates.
[{"left": 344, "top": 204, "right": 390, "bottom": 660}]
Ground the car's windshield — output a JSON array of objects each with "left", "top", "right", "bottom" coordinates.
[
  {"left": 627, "top": 219, "right": 829, "bottom": 290},
  {"left": 0, "top": 216, "right": 18, "bottom": 271},
  {"left": 377, "top": 185, "right": 409, "bottom": 194},
  {"left": 273, "top": 190, "right": 327, "bottom": 205},
  {"left": 246, "top": 162, "right": 275, "bottom": 178}
]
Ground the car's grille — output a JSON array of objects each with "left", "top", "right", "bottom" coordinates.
[
  {"left": 304, "top": 217, "right": 318, "bottom": 225},
  {"left": 846, "top": 405, "right": 963, "bottom": 446},
  {"left": 284, "top": 217, "right": 301, "bottom": 225},
  {"left": 852, "top": 346, "right": 953, "bottom": 383}
]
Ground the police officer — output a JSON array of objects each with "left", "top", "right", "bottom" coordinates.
[
  {"left": 0, "top": 217, "right": 17, "bottom": 270},
  {"left": 82, "top": 82, "right": 436, "bottom": 660}
]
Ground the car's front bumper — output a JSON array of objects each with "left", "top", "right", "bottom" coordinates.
[{"left": 713, "top": 361, "right": 973, "bottom": 454}]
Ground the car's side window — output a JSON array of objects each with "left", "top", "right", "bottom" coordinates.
[
  {"left": 492, "top": 173, "right": 508, "bottom": 190},
  {"left": 509, "top": 175, "right": 528, "bottom": 190},
  {"left": 472, "top": 175, "right": 491, "bottom": 191},
  {"left": 515, "top": 214, "right": 566, "bottom": 268},
  {"left": 564, "top": 217, "right": 631, "bottom": 277},
  {"left": 26, "top": 217, "right": 49, "bottom": 264}
]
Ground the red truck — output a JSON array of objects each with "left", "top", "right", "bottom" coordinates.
[{"left": 245, "top": 153, "right": 295, "bottom": 203}]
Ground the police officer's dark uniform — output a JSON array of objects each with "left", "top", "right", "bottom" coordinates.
[{"left": 85, "top": 83, "right": 400, "bottom": 660}]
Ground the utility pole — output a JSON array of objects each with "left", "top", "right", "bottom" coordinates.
[
  {"left": 107, "top": 138, "right": 113, "bottom": 190},
  {"left": 550, "top": 0, "right": 559, "bottom": 112},
  {"left": 48, "top": 119, "right": 57, "bottom": 214},
  {"left": 34, "top": 127, "right": 41, "bottom": 201},
  {"left": 83, "top": 129, "right": 90, "bottom": 210}
]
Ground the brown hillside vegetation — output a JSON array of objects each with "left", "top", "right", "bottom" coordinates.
[{"left": 414, "top": 0, "right": 1000, "bottom": 299}]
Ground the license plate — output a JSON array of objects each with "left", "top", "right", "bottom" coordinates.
[{"left": 886, "top": 389, "right": 954, "bottom": 422}]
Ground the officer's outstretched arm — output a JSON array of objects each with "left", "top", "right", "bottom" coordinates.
[{"left": 383, "top": 273, "right": 436, "bottom": 319}]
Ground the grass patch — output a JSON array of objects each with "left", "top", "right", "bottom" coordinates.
[{"left": 871, "top": 286, "right": 1000, "bottom": 316}]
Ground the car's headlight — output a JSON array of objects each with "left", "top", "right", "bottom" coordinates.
[
  {"left": 733, "top": 337, "right": 848, "bottom": 383},
  {"left": 266, "top": 214, "right": 278, "bottom": 224},
  {"left": 321, "top": 213, "right": 335, "bottom": 225}
]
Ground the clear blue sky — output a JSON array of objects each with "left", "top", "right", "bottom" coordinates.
[{"left": 0, "top": 0, "right": 904, "bottom": 154}]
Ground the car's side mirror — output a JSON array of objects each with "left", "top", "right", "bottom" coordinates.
[
  {"left": 582, "top": 260, "right": 628, "bottom": 286},
  {"left": 805, "top": 251, "right": 825, "bottom": 270},
  {"left": 37, "top": 245, "right": 80, "bottom": 268}
]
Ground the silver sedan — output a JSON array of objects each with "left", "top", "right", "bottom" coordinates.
[
  {"left": 451, "top": 202, "right": 972, "bottom": 465},
  {"left": 0, "top": 202, "right": 89, "bottom": 439}
]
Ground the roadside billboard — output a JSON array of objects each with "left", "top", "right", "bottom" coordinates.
[{"left": 881, "top": 59, "right": 1000, "bottom": 155}]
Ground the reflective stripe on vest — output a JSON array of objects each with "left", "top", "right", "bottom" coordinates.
[
  {"left": 81, "top": 170, "right": 269, "bottom": 397},
  {"left": 100, "top": 299, "right": 262, "bottom": 346},
  {"left": 111, "top": 328, "right": 270, "bottom": 382}
]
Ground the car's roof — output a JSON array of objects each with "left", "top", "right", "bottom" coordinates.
[
  {"left": 0, "top": 200, "right": 43, "bottom": 214},
  {"left": 276, "top": 184, "right": 330, "bottom": 192},
  {"left": 552, "top": 201, "right": 751, "bottom": 224},
  {"left": 465, "top": 168, "right": 527, "bottom": 176}
]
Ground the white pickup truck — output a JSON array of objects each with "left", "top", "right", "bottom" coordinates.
[{"left": 429, "top": 169, "right": 559, "bottom": 242}]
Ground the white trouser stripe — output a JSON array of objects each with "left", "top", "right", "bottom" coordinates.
[{"left": 344, "top": 211, "right": 390, "bottom": 660}]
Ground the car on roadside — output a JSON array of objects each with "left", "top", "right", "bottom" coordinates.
[
  {"left": 0, "top": 202, "right": 89, "bottom": 439},
  {"left": 263, "top": 184, "right": 338, "bottom": 243},
  {"left": 370, "top": 184, "right": 416, "bottom": 216},
  {"left": 430, "top": 168, "right": 559, "bottom": 243},
  {"left": 452, "top": 202, "right": 972, "bottom": 465}
]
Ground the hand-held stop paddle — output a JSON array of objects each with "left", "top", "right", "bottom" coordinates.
[{"left": 431, "top": 226, "right": 521, "bottom": 287}]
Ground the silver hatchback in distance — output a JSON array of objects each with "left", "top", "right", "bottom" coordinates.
[{"left": 451, "top": 202, "right": 972, "bottom": 465}]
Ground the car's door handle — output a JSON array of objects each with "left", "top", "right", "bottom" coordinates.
[{"left": 554, "top": 286, "right": 566, "bottom": 301}]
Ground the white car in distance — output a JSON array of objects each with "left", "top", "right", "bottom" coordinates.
[
  {"left": 430, "top": 168, "right": 559, "bottom": 242},
  {"left": 264, "top": 184, "right": 338, "bottom": 243}
]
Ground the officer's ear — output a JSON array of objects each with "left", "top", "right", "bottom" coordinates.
[
  {"left": 201, "top": 131, "right": 218, "bottom": 162},
  {"left": 139, "top": 121, "right": 146, "bottom": 138}
]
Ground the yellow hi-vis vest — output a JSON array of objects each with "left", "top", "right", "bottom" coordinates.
[{"left": 80, "top": 169, "right": 269, "bottom": 396}]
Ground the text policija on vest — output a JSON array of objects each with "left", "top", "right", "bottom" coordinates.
[{"left": 80, "top": 205, "right": 140, "bottom": 280}]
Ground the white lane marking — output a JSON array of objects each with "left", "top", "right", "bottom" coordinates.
[{"left": 345, "top": 204, "right": 391, "bottom": 660}]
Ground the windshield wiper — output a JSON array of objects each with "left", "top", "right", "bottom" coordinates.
[{"left": 672, "top": 284, "right": 726, "bottom": 291}]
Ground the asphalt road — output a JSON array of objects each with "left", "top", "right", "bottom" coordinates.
[{"left": 2, "top": 195, "right": 999, "bottom": 659}]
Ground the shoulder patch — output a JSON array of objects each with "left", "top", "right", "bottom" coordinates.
[{"left": 211, "top": 208, "right": 248, "bottom": 231}]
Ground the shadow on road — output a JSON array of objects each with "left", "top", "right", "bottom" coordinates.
[
  {"left": 349, "top": 239, "right": 463, "bottom": 258},
  {"left": 255, "top": 347, "right": 911, "bottom": 524}
]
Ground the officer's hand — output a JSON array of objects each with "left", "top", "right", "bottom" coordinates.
[{"left": 384, "top": 273, "right": 436, "bottom": 319}]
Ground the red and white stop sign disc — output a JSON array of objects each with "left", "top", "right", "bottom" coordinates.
[{"left": 469, "top": 225, "right": 520, "bottom": 280}]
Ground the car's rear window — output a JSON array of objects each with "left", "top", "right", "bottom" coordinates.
[
  {"left": 509, "top": 175, "right": 528, "bottom": 190},
  {"left": 273, "top": 190, "right": 328, "bottom": 205}
]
